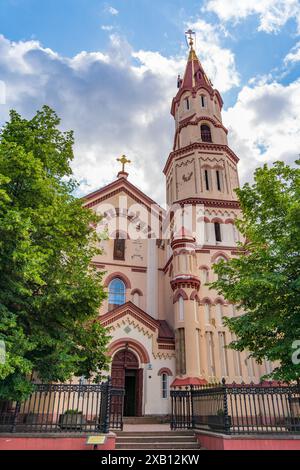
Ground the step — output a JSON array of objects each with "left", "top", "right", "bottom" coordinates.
[
  {"left": 123, "top": 417, "right": 169, "bottom": 424},
  {"left": 115, "top": 431, "right": 195, "bottom": 437},
  {"left": 115, "top": 442, "right": 201, "bottom": 450},
  {"left": 117, "top": 436, "right": 197, "bottom": 444}
]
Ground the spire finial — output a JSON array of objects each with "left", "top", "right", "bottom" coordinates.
[
  {"left": 185, "top": 29, "right": 196, "bottom": 50},
  {"left": 117, "top": 155, "right": 131, "bottom": 178}
]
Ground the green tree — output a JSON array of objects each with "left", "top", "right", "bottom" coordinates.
[
  {"left": 0, "top": 106, "right": 110, "bottom": 401},
  {"left": 211, "top": 160, "right": 300, "bottom": 382}
]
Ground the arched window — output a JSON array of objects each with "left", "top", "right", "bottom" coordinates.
[
  {"left": 214, "top": 222, "right": 222, "bottom": 242},
  {"left": 161, "top": 373, "right": 168, "bottom": 399},
  {"left": 200, "top": 95, "right": 206, "bottom": 108},
  {"left": 200, "top": 267, "right": 209, "bottom": 284},
  {"left": 201, "top": 124, "right": 212, "bottom": 143},
  {"left": 216, "top": 302, "right": 223, "bottom": 325},
  {"left": 131, "top": 289, "right": 142, "bottom": 307},
  {"left": 108, "top": 278, "right": 126, "bottom": 310},
  {"left": 204, "top": 303, "right": 211, "bottom": 324},
  {"left": 204, "top": 169, "right": 210, "bottom": 191},
  {"left": 178, "top": 296, "right": 184, "bottom": 322},
  {"left": 216, "top": 170, "right": 222, "bottom": 191}
]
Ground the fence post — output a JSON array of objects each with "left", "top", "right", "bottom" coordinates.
[
  {"left": 11, "top": 402, "right": 20, "bottom": 433},
  {"left": 103, "top": 376, "right": 112, "bottom": 434},
  {"left": 190, "top": 385, "right": 195, "bottom": 429},
  {"left": 222, "top": 378, "right": 230, "bottom": 435}
]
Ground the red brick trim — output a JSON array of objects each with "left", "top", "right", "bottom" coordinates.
[
  {"left": 131, "top": 288, "right": 143, "bottom": 297},
  {"left": 172, "top": 197, "right": 240, "bottom": 209},
  {"left": 104, "top": 272, "right": 131, "bottom": 289},
  {"left": 214, "top": 297, "right": 225, "bottom": 305},
  {"left": 158, "top": 368, "right": 173, "bottom": 377},
  {"left": 199, "top": 265, "right": 209, "bottom": 270},
  {"left": 211, "top": 217, "right": 224, "bottom": 224},
  {"left": 109, "top": 338, "right": 150, "bottom": 364},
  {"left": 190, "top": 290, "right": 200, "bottom": 303},
  {"left": 100, "top": 302, "right": 158, "bottom": 331},
  {"left": 201, "top": 297, "right": 212, "bottom": 305},
  {"left": 211, "top": 251, "right": 230, "bottom": 263},
  {"left": 173, "top": 288, "right": 189, "bottom": 303},
  {"left": 164, "top": 142, "right": 239, "bottom": 175}
]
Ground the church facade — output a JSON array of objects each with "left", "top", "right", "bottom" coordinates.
[{"left": 83, "top": 37, "right": 272, "bottom": 417}]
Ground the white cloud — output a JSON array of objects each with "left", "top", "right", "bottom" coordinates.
[
  {"left": 106, "top": 6, "right": 119, "bottom": 16},
  {"left": 204, "top": 0, "right": 300, "bottom": 33},
  {"left": 101, "top": 25, "right": 114, "bottom": 32},
  {"left": 285, "top": 41, "right": 300, "bottom": 63},
  {"left": 0, "top": 23, "right": 243, "bottom": 204},
  {"left": 1, "top": 30, "right": 297, "bottom": 207},
  {"left": 223, "top": 79, "right": 300, "bottom": 182}
]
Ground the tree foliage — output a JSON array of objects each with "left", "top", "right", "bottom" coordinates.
[
  {"left": 211, "top": 160, "right": 300, "bottom": 382},
  {"left": 0, "top": 106, "right": 110, "bottom": 401}
]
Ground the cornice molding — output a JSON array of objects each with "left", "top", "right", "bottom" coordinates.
[{"left": 164, "top": 142, "right": 239, "bottom": 175}]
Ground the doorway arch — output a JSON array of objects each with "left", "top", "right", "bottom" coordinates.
[{"left": 111, "top": 348, "right": 143, "bottom": 417}]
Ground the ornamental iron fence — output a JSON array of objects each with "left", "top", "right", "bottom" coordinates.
[
  {"left": 0, "top": 378, "right": 124, "bottom": 434},
  {"left": 171, "top": 379, "right": 300, "bottom": 435}
]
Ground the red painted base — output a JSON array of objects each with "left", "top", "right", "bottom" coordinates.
[
  {"left": 0, "top": 434, "right": 116, "bottom": 451},
  {"left": 196, "top": 432, "right": 300, "bottom": 450}
]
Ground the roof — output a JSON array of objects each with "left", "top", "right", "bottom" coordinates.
[
  {"left": 171, "top": 47, "right": 223, "bottom": 116},
  {"left": 99, "top": 302, "right": 175, "bottom": 345},
  {"left": 83, "top": 176, "right": 164, "bottom": 214}
]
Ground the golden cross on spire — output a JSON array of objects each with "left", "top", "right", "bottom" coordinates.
[
  {"left": 185, "top": 29, "right": 196, "bottom": 50},
  {"left": 117, "top": 155, "right": 131, "bottom": 173}
]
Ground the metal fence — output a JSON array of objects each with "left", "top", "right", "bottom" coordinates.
[
  {"left": 0, "top": 379, "right": 125, "bottom": 434},
  {"left": 171, "top": 379, "right": 300, "bottom": 435}
]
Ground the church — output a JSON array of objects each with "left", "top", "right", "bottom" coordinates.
[{"left": 83, "top": 33, "right": 272, "bottom": 417}]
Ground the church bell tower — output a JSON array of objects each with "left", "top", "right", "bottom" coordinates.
[{"left": 165, "top": 31, "right": 242, "bottom": 385}]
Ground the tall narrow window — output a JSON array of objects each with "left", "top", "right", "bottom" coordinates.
[
  {"left": 264, "top": 359, "right": 273, "bottom": 375},
  {"left": 205, "top": 170, "right": 210, "bottom": 191},
  {"left": 204, "top": 303, "right": 211, "bottom": 324},
  {"left": 232, "top": 334, "right": 242, "bottom": 376},
  {"left": 201, "top": 268, "right": 209, "bottom": 284},
  {"left": 176, "top": 328, "right": 186, "bottom": 375},
  {"left": 216, "top": 303, "right": 223, "bottom": 325},
  {"left": 206, "top": 332, "right": 215, "bottom": 376},
  {"left": 185, "top": 98, "right": 190, "bottom": 110},
  {"left": 219, "top": 332, "right": 229, "bottom": 376},
  {"left": 178, "top": 296, "right": 184, "bottom": 322},
  {"left": 214, "top": 222, "right": 222, "bottom": 242},
  {"left": 132, "top": 292, "right": 140, "bottom": 307},
  {"left": 196, "top": 329, "right": 201, "bottom": 375},
  {"left": 247, "top": 357, "right": 255, "bottom": 380},
  {"left": 201, "top": 124, "right": 212, "bottom": 142},
  {"left": 216, "top": 170, "right": 221, "bottom": 191},
  {"left": 194, "top": 299, "right": 199, "bottom": 323},
  {"left": 201, "top": 95, "right": 206, "bottom": 108},
  {"left": 108, "top": 278, "right": 126, "bottom": 311},
  {"left": 114, "top": 234, "right": 125, "bottom": 260},
  {"left": 161, "top": 374, "right": 168, "bottom": 399}
]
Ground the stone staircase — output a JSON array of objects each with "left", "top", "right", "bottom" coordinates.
[{"left": 115, "top": 430, "right": 201, "bottom": 451}]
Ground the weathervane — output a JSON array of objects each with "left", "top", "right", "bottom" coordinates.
[
  {"left": 117, "top": 155, "right": 131, "bottom": 173},
  {"left": 185, "top": 29, "right": 196, "bottom": 50}
]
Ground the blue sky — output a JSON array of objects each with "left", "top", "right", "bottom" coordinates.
[{"left": 0, "top": 0, "right": 300, "bottom": 202}]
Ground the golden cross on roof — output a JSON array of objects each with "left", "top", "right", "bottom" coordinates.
[
  {"left": 185, "top": 29, "right": 196, "bottom": 49},
  {"left": 117, "top": 155, "right": 131, "bottom": 173}
]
